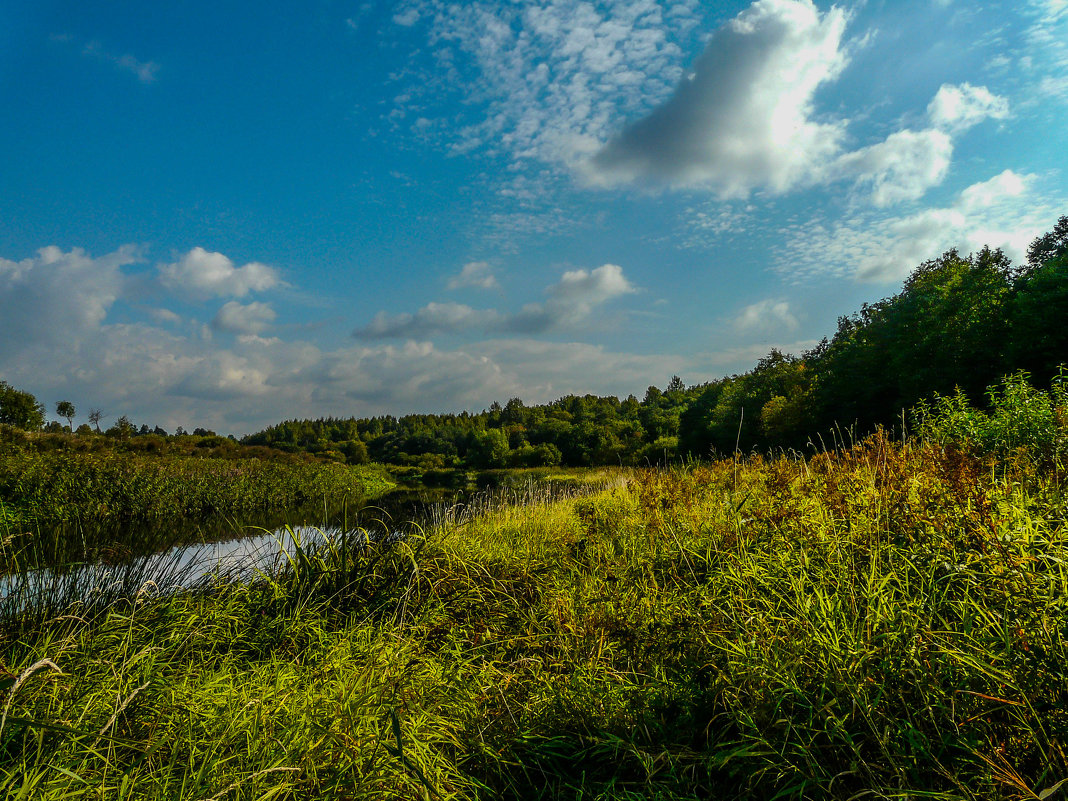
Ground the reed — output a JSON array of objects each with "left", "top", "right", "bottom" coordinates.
[{"left": 1, "top": 435, "right": 1065, "bottom": 799}]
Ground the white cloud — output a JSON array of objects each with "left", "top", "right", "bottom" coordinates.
[
  {"left": 0, "top": 245, "right": 135, "bottom": 362},
  {"left": 390, "top": 0, "right": 699, "bottom": 170},
  {"left": 447, "top": 261, "right": 500, "bottom": 290},
  {"left": 393, "top": 8, "right": 421, "bottom": 26},
  {"left": 589, "top": 0, "right": 851, "bottom": 194},
  {"left": 588, "top": 0, "right": 1007, "bottom": 207},
  {"left": 927, "top": 83, "right": 1010, "bottom": 132},
  {"left": 212, "top": 301, "right": 277, "bottom": 335},
  {"left": 1024, "top": 0, "right": 1068, "bottom": 102},
  {"left": 159, "top": 247, "right": 281, "bottom": 299},
  {"left": 732, "top": 299, "right": 799, "bottom": 334},
  {"left": 149, "top": 308, "right": 183, "bottom": 325},
  {"left": 831, "top": 129, "right": 954, "bottom": 207},
  {"left": 355, "top": 263, "right": 635, "bottom": 338},
  {"left": 782, "top": 170, "right": 1061, "bottom": 282}
]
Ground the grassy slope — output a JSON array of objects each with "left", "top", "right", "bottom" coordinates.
[{"left": 1, "top": 438, "right": 1066, "bottom": 799}]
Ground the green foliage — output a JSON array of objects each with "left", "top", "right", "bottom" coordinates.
[
  {"left": 1026, "top": 214, "right": 1068, "bottom": 271},
  {"left": 3, "top": 440, "right": 1067, "bottom": 798},
  {"left": 0, "top": 382, "right": 45, "bottom": 431},
  {"left": 0, "top": 446, "right": 394, "bottom": 526},
  {"left": 1009, "top": 253, "right": 1068, "bottom": 387},
  {"left": 53, "top": 401, "right": 75, "bottom": 432},
  {"left": 245, "top": 385, "right": 704, "bottom": 469},
  {"left": 811, "top": 247, "right": 1015, "bottom": 433},
  {"left": 680, "top": 350, "right": 810, "bottom": 456},
  {"left": 913, "top": 369, "right": 1068, "bottom": 465}
]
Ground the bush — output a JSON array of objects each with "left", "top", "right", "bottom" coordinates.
[{"left": 913, "top": 368, "right": 1068, "bottom": 464}]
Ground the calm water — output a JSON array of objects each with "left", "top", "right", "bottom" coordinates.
[{"left": 0, "top": 486, "right": 458, "bottom": 611}]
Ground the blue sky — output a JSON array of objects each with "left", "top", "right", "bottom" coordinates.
[{"left": 1, "top": 0, "right": 1065, "bottom": 434}]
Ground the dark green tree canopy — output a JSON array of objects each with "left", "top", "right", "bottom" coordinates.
[
  {"left": 0, "top": 381, "right": 46, "bottom": 430},
  {"left": 1027, "top": 215, "right": 1068, "bottom": 271}
]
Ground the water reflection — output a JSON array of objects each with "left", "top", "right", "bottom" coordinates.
[
  {"left": 2, "top": 486, "right": 455, "bottom": 574},
  {"left": 0, "top": 487, "right": 450, "bottom": 616}
]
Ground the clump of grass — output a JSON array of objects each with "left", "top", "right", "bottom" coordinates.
[{"left": 2, "top": 435, "right": 1066, "bottom": 798}]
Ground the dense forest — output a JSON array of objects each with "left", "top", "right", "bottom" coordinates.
[
  {"left": 2, "top": 217, "right": 1066, "bottom": 469},
  {"left": 245, "top": 217, "right": 1068, "bottom": 467}
]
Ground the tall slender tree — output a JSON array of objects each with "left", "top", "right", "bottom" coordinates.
[{"left": 56, "top": 400, "right": 76, "bottom": 432}]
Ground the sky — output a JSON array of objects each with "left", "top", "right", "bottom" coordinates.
[{"left": 0, "top": 0, "right": 1065, "bottom": 435}]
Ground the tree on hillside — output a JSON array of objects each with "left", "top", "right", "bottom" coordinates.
[
  {"left": 0, "top": 381, "right": 45, "bottom": 430},
  {"left": 1026, "top": 215, "right": 1068, "bottom": 271},
  {"left": 88, "top": 408, "right": 104, "bottom": 433},
  {"left": 56, "top": 400, "right": 76, "bottom": 432},
  {"left": 810, "top": 248, "right": 1014, "bottom": 433},
  {"left": 1010, "top": 249, "right": 1068, "bottom": 386}
]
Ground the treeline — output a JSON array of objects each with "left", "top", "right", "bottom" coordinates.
[
  {"left": 2, "top": 218, "right": 1065, "bottom": 469},
  {"left": 247, "top": 216, "right": 1068, "bottom": 467},
  {"left": 244, "top": 378, "right": 700, "bottom": 468},
  {"left": 683, "top": 219, "right": 1067, "bottom": 456}
]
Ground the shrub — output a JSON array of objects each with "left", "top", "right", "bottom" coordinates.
[{"left": 913, "top": 368, "right": 1067, "bottom": 465}]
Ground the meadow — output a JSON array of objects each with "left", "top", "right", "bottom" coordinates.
[{"left": 1, "top": 418, "right": 1066, "bottom": 799}]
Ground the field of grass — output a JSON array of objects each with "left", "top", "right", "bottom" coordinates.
[
  {"left": 0, "top": 447, "right": 395, "bottom": 528},
  {"left": 1, "top": 434, "right": 1066, "bottom": 799}
]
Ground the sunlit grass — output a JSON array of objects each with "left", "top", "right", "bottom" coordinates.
[{"left": 2, "top": 435, "right": 1066, "bottom": 798}]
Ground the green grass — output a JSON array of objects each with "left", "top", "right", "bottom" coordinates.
[
  {"left": 1, "top": 433, "right": 1066, "bottom": 798},
  {"left": 0, "top": 447, "right": 395, "bottom": 528}
]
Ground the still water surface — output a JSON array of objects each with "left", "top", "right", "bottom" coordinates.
[{"left": 0, "top": 486, "right": 457, "bottom": 610}]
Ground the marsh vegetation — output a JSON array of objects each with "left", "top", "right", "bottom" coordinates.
[{"left": 1, "top": 404, "right": 1066, "bottom": 798}]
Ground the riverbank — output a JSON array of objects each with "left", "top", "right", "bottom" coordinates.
[
  {"left": 0, "top": 445, "right": 396, "bottom": 528},
  {"left": 2, "top": 435, "right": 1066, "bottom": 798}
]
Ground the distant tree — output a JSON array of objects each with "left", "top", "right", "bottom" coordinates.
[
  {"left": 0, "top": 381, "right": 45, "bottom": 430},
  {"left": 55, "top": 400, "right": 76, "bottom": 432},
  {"left": 107, "top": 415, "right": 135, "bottom": 439},
  {"left": 341, "top": 439, "right": 369, "bottom": 465},
  {"left": 470, "top": 429, "right": 510, "bottom": 468},
  {"left": 666, "top": 375, "right": 685, "bottom": 394},
  {"left": 88, "top": 408, "right": 104, "bottom": 433}
]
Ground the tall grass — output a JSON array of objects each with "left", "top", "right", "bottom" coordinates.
[
  {"left": 1, "top": 436, "right": 1066, "bottom": 798},
  {"left": 0, "top": 448, "right": 394, "bottom": 527}
]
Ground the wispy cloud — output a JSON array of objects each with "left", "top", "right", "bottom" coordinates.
[
  {"left": 389, "top": 0, "right": 701, "bottom": 170},
  {"left": 355, "top": 263, "right": 636, "bottom": 339},
  {"left": 781, "top": 170, "right": 1064, "bottom": 282},
  {"left": 1024, "top": 0, "right": 1068, "bottom": 102},
  {"left": 732, "top": 298, "right": 799, "bottom": 335},
  {"left": 55, "top": 36, "right": 161, "bottom": 83}
]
